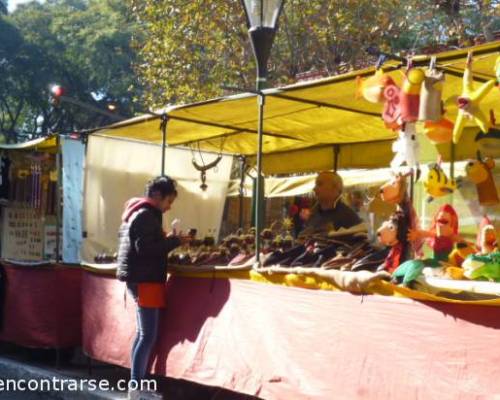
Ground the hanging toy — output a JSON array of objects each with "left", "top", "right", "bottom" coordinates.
[
  {"left": 465, "top": 151, "right": 499, "bottom": 206},
  {"left": 424, "top": 117, "right": 454, "bottom": 144},
  {"left": 476, "top": 216, "right": 498, "bottom": 255},
  {"left": 390, "top": 122, "right": 420, "bottom": 170},
  {"left": 475, "top": 110, "right": 500, "bottom": 159},
  {"left": 356, "top": 69, "right": 395, "bottom": 104},
  {"left": 452, "top": 52, "right": 496, "bottom": 144},
  {"left": 376, "top": 211, "right": 410, "bottom": 273},
  {"left": 400, "top": 62, "right": 425, "bottom": 122},
  {"left": 423, "top": 161, "right": 457, "bottom": 202},
  {"left": 419, "top": 57, "right": 444, "bottom": 122},
  {"left": 382, "top": 83, "right": 402, "bottom": 130}
]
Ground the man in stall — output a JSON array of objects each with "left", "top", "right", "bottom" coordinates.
[{"left": 299, "top": 171, "right": 365, "bottom": 239}]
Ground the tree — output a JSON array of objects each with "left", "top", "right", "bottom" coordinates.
[
  {"left": 0, "top": 1, "right": 7, "bottom": 15},
  {"left": 129, "top": 0, "right": 499, "bottom": 109},
  {"left": 0, "top": 0, "right": 144, "bottom": 142}
]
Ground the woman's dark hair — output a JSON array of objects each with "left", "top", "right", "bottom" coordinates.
[{"left": 145, "top": 175, "right": 178, "bottom": 198}]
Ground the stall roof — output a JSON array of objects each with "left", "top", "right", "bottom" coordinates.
[
  {"left": 91, "top": 41, "right": 500, "bottom": 172},
  {"left": 0, "top": 135, "right": 58, "bottom": 152}
]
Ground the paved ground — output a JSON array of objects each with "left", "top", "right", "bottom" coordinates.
[{"left": 0, "top": 344, "right": 261, "bottom": 399}]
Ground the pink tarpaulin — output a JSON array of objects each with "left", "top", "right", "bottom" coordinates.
[
  {"left": 82, "top": 270, "right": 500, "bottom": 400},
  {"left": 0, "top": 263, "right": 82, "bottom": 348}
]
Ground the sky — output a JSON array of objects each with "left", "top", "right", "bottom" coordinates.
[{"left": 8, "top": 0, "right": 43, "bottom": 12}]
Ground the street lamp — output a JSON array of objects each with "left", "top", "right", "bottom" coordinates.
[{"left": 241, "top": 0, "right": 284, "bottom": 264}]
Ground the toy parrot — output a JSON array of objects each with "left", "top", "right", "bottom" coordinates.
[
  {"left": 356, "top": 69, "right": 395, "bottom": 104},
  {"left": 452, "top": 52, "right": 496, "bottom": 144},
  {"left": 400, "top": 68, "right": 425, "bottom": 122}
]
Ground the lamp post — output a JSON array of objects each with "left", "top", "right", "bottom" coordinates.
[{"left": 241, "top": 0, "right": 284, "bottom": 264}]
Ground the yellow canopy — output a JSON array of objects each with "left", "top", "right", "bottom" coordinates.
[
  {"left": 0, "top": 135, "right": 58, "bottom": 153},
  {"left": 92, "top": 41, "right": 500, "bottom": 173}
]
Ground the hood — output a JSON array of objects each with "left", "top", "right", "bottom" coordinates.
[{"left": 122, "top": 197, "right": 157, "bottom": 222}]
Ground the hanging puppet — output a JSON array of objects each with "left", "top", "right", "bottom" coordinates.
[
  {"left": 376, "top": 211, "right": 410, "bottom": 273},
  {"left": 392, "top": 204, "right": 464, "bottom": 286},
  {"left": 419, "top": 57, "right": 444, "bottom": 122},
  {"left": 356, "top": 69, "right": 395, "bottom": 104},
  {"left": 423, "top": 161, "right": 457, "bottom": 202},
  {"left": 391, "top": 122, "right": 420, "bottom": 171},
  {"left": 452, "top": 52, "right": 496, "bottom": 144},
  {"left": 465, "top": 151, "right": 499, "bottom": 206}
]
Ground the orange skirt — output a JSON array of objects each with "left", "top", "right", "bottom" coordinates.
[{"left": 137, "top": 283, "right": 166, "bottom": 308}]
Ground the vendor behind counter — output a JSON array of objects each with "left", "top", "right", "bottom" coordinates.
[{"left": 299, "top": 171, "right": 365, "bottom": 239}]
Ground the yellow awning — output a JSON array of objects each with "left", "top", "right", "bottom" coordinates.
[
  {"left": 92, "top": 41, "right": 500, "bottom": 173},
  {"left": 0, "top": 135, "right": 58, "bottom": 153}
]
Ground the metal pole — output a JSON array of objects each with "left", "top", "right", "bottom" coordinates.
[
  {"left": 160, "top": 114, "right": 168, "bottom": 176},
  {"left": 238, "top": 156, "right": 246, "bottom": 229},
  {"left": 450, "top": 141, "right": 455, "bottom": 180},
  {"left": 333, "top": 145, "right": 340, "bottom": 172},
  {"left": 255, "top": 90, "right": 265, "bottom": 264},
  {"left": 55, "top": 135, "right": 62, "bottom": 263}
]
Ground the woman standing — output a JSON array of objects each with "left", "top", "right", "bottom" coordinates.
[{"left": 117, "top": 175, "right": 186, "bottom": 400}]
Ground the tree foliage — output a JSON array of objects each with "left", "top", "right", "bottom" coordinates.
[
  {"left": 0, "top": 0, "right": 143, "bottom": 142},
  {"left": 129, "top": 0, "right": 499, "bottom": 108}
]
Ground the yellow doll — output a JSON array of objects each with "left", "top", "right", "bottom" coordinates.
[{"left": 453, "top": 52, "right": 496, "bottom": 144}]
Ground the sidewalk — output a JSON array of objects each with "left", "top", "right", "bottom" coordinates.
[{"left": 0, "top": 344, "right": 261, "bottom": 399}]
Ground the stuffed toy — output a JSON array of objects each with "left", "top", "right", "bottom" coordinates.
[
  {"left": 356, "top": 69, "right": 395, "bottom": 104},
  {"left": 419, "top": 61, "right": 444, "bottom": 122},
  {"left": 379, "top": 172, "right": 411, "bottom": 205},
  {"left": 423, "top": 162, "right": 457, "bottom": 202},
  {"left": 476, "top": 216, "right": 498, "bottom": 255},
  {"left": 465, "top": 152, "right": 499, "bottom": 206},
  {"left": 448, "top": 241, "right": 476, "bottom": 267},
  {"left": 475, "top": 111, "right": 500, "bottom": 158},
  {"left": 376, "top": 211, "right": 409, "bottom": 273},
  {"left": 452, "top": 52, "right": 496, "bottom": 144},
  {"left": 424, "top": 117, "right": 454, "bottom": 144},
  {"left": 383, "top": 83, "right": 402, "bottom": 130},
  {"left": 391, "top": 123, "right": 420, "bottom": 170},
  {"left": 400, "top": 68, "right": 425, "bottom": 122},
  {"left": 392, "top": 204, "right": 463, "bottom": 286},
  {"left": 463, "top": 252, "right": 500, "bottom": 282}
]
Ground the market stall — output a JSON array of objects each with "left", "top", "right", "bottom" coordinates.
[
  {"left": 0, "top": 135, "right": 84, "bottom": 349},
  {"left": 82, "top": 41, "right": 500, "bottom": 399}
]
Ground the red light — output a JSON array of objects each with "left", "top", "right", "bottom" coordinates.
[{"left": 51, "top": 85, "right": 65, "bottom": 97}]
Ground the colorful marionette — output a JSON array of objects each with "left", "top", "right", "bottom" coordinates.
[
  {"left": 448, "top": 241, "right": 476, "bottom": 267},
  {"left": 382, "top": 83, "right": 402, "bottom": 130},
  {"left": 419, "top": 58, "right": 444, "bottom": 122},
  {"left": 391, "top": 123, "right": 420, "bottom": 170},
  {"left": 423, "top": 162, "right": 457, "bottom": 202},
  {"left": 424, "top": 117, "right": 454, "bottom": 144},
  {"left": 400, "top": 67, "right": 425, "bottom": 123},
  {"left": 465, "top": 151, "right": 499, "bottom": 206},
  {"left": 356, "top": 69, "right": 395, "bottom": 104},
  {"left": 392, "top": 204, "right": 463, "bottom": 286},
  {"left": 476, "top": 216, "right": 498, "bottom": 255},
  {"left": 376, "top": 211, "right": 409, "bottom": 273},
  {"left": 452, "top": 52, "right": 496, "bottom": 144}
]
